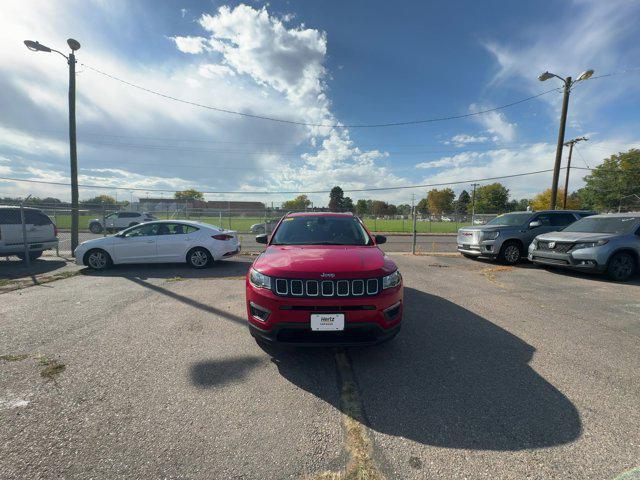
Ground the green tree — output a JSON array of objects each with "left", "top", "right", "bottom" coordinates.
[
  {"left": 396, "top": 204, "right": 412, "bottom": 216},
  {"left": 355, "top": 199, "right": 369, "bottom": 216},
  {"left": 427, "top": 188, "right": 455, "bottom": 215},
  {"left": 474, "top": 183, "right": 510, "bottom": 213},
  {"left": 455, "top": 190, "right": 471, "bottom": 214},
  {"left": 174, "top": 189, "right": 204, "bottom": 201},
  {"left": 578, "top": 149, "right": 640, "bottom": 211},
  {"left": 341, "top": 196, "right": 354, "bottom": 212},
  {"left": 282, "top": 194, "right": 311, "bottom": 211},
  {"left": 416, "top": 198, "right": 429, "bottom": 215},
  {"left": 329, "top": 186, "right": 344, "bottom": 211}
]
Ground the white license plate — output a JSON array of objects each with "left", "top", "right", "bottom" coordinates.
[{"left": 310, "top": 313, "right": 345, "bottom": 331}]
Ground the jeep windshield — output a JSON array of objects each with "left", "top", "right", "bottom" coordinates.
[
  {"left": 485, "top": 212, "right": 531, "bottom": 226},
  {"left": 562, "top": 216, "right": 640, "bottom": 234},
  {"left": 271, "top": 216, "right": 373, "bottom": 245}
]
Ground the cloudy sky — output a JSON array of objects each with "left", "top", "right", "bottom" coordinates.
[{"left": 1, "top": 0, "right": 639, "bottom": 205}]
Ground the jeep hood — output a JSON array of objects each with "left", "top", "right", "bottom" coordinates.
[{"left": 252, "top": 245, "right": 396, "bottom": 278}]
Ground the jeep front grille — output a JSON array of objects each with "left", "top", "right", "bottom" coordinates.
[{"left": 272, "top": 278, "right": 381, "bottom": 298}]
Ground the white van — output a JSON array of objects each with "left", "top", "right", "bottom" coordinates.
[{"left": 0, "top": 206, "right": 58, "bottom": 260}]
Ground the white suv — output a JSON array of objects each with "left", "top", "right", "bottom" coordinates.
[
  {"left": 88, "top": 211, "right": 156, "bottom": 233},
  {"left": 0, "top": 206, "right": 58, "bottom": 260}
]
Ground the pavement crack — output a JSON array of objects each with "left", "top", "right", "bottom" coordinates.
[{"left": 307, "top": 349, "right": 385, "bottom": 480}]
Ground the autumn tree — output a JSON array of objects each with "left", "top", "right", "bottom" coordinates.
[
  {"left": 427, "top": 188, "right": 455, "bottom": 215},
  {"left": 174, "top": 189, "right": 204, "bottom": 201},
  {"left": 530, "top": 188, "right": 580, "bottom": 210},
  {"left": 282, "top": 194, "right": 312, "bottom": 211}
]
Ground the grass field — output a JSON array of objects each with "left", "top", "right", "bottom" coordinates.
[{"left": 48, "top": 213, "right": 468, "bottom": 233}]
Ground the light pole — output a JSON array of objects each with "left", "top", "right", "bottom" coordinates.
[
  {"left": 24, "top": 38, "right": 81, "bottom": 252},
  {"left": 538, "top": 69, "right": 593, "bottom": 210}
]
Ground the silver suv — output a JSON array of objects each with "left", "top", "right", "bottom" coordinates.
[
  {"left": 0, "top": 206, "right": 58, "bottom": 260},
  {"left": 457, "top": 210, "right": 594, "bottom": 265},
  {"left": 528, "top": 213, "right": 640, "bottom": 281}
]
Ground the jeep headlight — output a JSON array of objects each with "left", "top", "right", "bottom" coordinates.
[
  {"left": 382, "top": 270, "right": 401, "bottom": 289},
  {"left": 482, "top": 230, "right": 500, "bottom": 240},
  {"left": 572, "top": 240, "right": 608, "bottom": 250},
  {"left": 249, "top": 268, "right": 272, "bottom": 289}
]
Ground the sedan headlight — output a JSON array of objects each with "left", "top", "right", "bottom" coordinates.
[
  {"left": 382, "top": 270, "right": 401, "bottom": 289},
  {"left": 249, "top": 268, "right": 272, "bottom": 289},
  {"left": 482, "top": 230, "right": 500, "bottom": 240},
  {"left": 572, "top": 240, "right": 608, "bottom": 250}
]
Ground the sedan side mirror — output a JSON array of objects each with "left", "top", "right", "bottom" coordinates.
[
  {"left": 529, "top": 220, "right": 542, "bottom": 229},
  {"left": 375, "top": 234, "right": 387, "bottom": 244},
  {"left": 255, "top": 234, "right": 268, "bottom": 244}
]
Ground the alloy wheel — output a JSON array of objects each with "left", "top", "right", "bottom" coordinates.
[
  {"left": 504, "top": 245, "right": 520, "bottom": 264},
  {"left": 190, "top": 250, "right": 209, "bottom": 267},
  {"left": 610, "top": 254, "right": 634, "bottom": 280},
  {"left": 88, "top": 251, "right": 108, "bottom": 269}
]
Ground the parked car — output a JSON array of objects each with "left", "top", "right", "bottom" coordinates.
[
  {"left": 249, "top": 219, "right": 279, "bottom": 234},
  {"left": 246, "top": 212, "right": 402, "bottom": 346},
  {"left": 75, "top": 220, "right": 239, "bottom": 270},
  {"left": 88, "top": 211, "right": 156, "bottom": 234},
  {"left": 457, "top": 210, "right": 595, "bottom": 265},
  {"left": 0, "top": 206, "right": 58, "bottom": 260},
  {"left": 528, "top": 213, "right": 640, "bottom": 281}
]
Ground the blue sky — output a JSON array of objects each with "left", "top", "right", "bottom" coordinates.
[{"left": 1, "top": 0, "right": 639, "bottom": 205}]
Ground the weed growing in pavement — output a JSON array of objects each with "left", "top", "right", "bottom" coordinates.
[
  {"left": 0, "top": 354, "right": 29, "bottom": 362},
  {"left": 38, "top": 357, "right": 66, "bottom": 379}
]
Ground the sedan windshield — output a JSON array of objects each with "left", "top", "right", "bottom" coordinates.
[
  {"left": 485, "top": 212, "right": 531, "bottom": 226},
  {"left": 563, "top": 216, "right": 640, "bottom": 234},
  {"left": 271, "top": 216, "right": 372, "bottom": 245}
]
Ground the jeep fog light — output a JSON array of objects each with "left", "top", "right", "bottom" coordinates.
[{"left": 249, "top": 302, "right": 270, "bottom": 322}]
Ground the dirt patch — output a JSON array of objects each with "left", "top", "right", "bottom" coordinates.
[
  {"left": 38, "top": 357, "right": 66, "bottom": 380},
  {"left": 0, "top": 270, "right": 80, "bottom": 294},
  {"left": 480, "top": 265, "right": 513, "bottom": 287},
  {"left": 0, "top": 354, "right": 29, "bottom": 362}
]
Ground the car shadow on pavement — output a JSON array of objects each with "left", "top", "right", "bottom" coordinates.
[
  {"left": 0, "top": 257, "right": 69, "bottom": 279},
  {"left": 261, "top": 287, "right": 582, "bottom": 451},
  {"left": 190, "top": 356, "right": 265, "bottom": 388},
  {"left": 81, "top": 258, "right": 251, "bottom": 280},
  {"left": 536, "top": 265, "right": 640, "bottom": 285}
]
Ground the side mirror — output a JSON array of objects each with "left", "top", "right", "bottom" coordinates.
[
  {"left": 374, "top": 234, "right": 387, "bottom": 244},
  {"left": 529, "top": 220, "right": 542, "bottom": 229},
  {"left": 255, "top": 234, "right": 268, "bottom": 244}
]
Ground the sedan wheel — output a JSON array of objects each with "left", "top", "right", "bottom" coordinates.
[
  {"left": 607, "top": 252, "right": 636, "bottom": 281},
  {"left": 89, "top": 223, "right": 103, "bottom": 234},
  {"left": 188, "top": 248, "right": 211, "bottom": 268},
  {"left": 86, "top": 249, "right": 110, "bottom": 270}
]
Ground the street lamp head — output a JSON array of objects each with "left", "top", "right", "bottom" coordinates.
[
  {"left": 67, "top": 38, "right": 81, "bottom": 51},
  {"left": 24, "top": 40, "right": 52, "bottom": 52},
  {"left": 538, "top": 71, "right": 555, "bottom": 82},
  {"left": 577, "top": 69, "right": 594, "bottom": 81}
]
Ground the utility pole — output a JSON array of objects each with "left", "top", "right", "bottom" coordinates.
[
  {"left": 562, "top": 136, "right": 588, "bottom": 208},
  {"left": 68, "top": 48, "right": 79, "bottom": 252},
  {"left": 24, "top": 38, "right": 81, "bottom": 252},
  {"left": 537, "top": 69, "right": 594, "bottom": 210},
  {"left": 470, "top": 183, "right": 479, "bottom": 221}
]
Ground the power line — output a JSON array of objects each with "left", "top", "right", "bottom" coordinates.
[
  {"left": 0, "top": 168, "right": 567, "bottom": 195},
  {"left": 81, "top": 62, "right": 561, "bottom": 129}
]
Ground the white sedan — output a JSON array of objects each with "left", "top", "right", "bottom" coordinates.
[{"left": 74, "top": 220, "right": 240, "bottom": 270}]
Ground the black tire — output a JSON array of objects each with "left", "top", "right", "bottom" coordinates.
[
  {"left": 187, "top": 247, "right": 212, "bottom": 269},
  {"left": 84, "top": 249, "right": 112, "bottom": 270},
  {"left": 498, "top": 241, "right": 522, "bottom": 265},
  {"left": 17, "top": 251, "right": 43, "bottom": 261},
  {"left": 89, "top": 222, "right": 103, "bottom": 234},
  {"left": 606, "top": 252, "right": 636, "bottom": 282}
]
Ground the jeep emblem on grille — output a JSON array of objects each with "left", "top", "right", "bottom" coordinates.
[
  {"left": 548, "top": 241, "right": 556, "bottom": 249},
  {"left": 320, "top": 273, "right": 335, "bottom": 278}
]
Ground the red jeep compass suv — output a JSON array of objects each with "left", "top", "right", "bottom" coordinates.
[{"left": 245, "top": 212, "right": 403, "bottom": 345}]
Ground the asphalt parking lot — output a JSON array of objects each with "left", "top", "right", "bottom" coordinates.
[{"left": 1, "top": 255, "right": 639, "bottom": 479}]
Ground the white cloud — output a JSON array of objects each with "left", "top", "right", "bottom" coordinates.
[
  {"left": 198, "top": 63, "right": 236, "bottom": 78},
  {"left": 469, "top": 104, "right": 517, "bottom": 143},
  {"left": 416, "top": 152, "right": 481, "bottom": 169},
  {"left": 445, "top": 134, "right": 489, "bottom": 146},
  {"left": 170, "top": 35, "right": 208, "bottom": 54}
]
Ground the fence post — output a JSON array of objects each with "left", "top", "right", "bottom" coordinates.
[
  {"left": 102, "top": 204, "right": 107, "bottom": 237},
  {"left": 54, "top": 209, "right": 59, "bottom": 256},
  {"left": 20, "top": 198, "right": 30, "bottom": 268},
  {"left": 412, "top": 207, "right": 417, "bottom": 255},
  {"left": 228, "top": 202, "right": 232, "bottom": 230}
]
